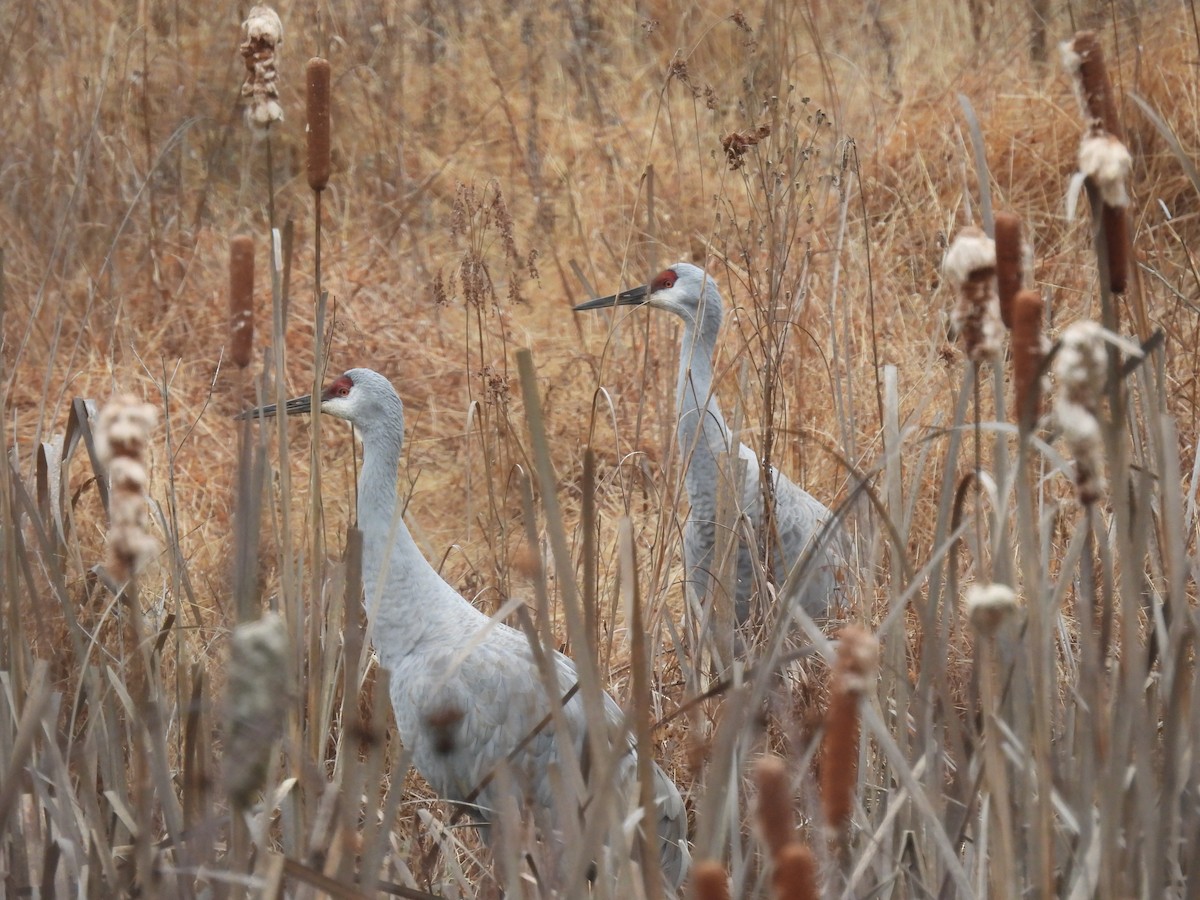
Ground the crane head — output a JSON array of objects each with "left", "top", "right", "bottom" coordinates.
[
  {"left": 573, "top": 262, "right": 719, "bottom": 330},
  {"left": 235, "top": 369, "right": 404, "bottom": 437}
]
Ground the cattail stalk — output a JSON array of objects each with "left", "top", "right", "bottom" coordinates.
[
  {"left": 691, "top": 861, "right": 731, "bottom": 900},
  {"left": 821, "top": 626, "right": 879, "bottom": 842},
  {"left": 1010, "top": 289, "right": 1044, "bottom": 430},
  {"left": 229, "top": 235, "right": 255, "bottom": 369},
  {"left": 306, "top": 58, "right": 332, "bottom": 192},
  {"left": 993, "top": 212, "right": 1023, "bottom": 329}
]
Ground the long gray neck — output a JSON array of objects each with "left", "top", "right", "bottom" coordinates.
[
  {"left": 354, "top": 426, "right": 467, "bottom": 669},
  {"left": 675, "top": 319, "right": 733, "bottom": 519}
]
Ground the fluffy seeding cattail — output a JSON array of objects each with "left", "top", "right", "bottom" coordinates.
[
  {"left": 691, "top": 860, "right": 731, "bottom": 900},
  {"left": 754, "top": 755, "right": 795, "bottom": 858},
  {"left": 1053, "top": 321, "right": 1108, "bottom": 504},
  {"left": 305, "top": 57, "right": 331, "bottom": 192},
  {"left": 224, "top": 612, "right": 289, "bottom": 809},
  {"left": 821, "top": 626, "right": 879, "bottom": 836},
  {"left": 993, "top": 212, "right": 1024, "bottom": 329},
  {"left": 240, "top": 6, "right": 284, "bottom": 132},
  {"left": 1060, "top": 31, "right": 1122, "bottom": 136},
  {"left": 229, "top": 235, "right": 255, "bottom": 368},
  {"left": 1011, "top": 289, "right": 1044, "bottom": 429},
  {"left": 964, "top": 582, "right": 1019, "bottom": 637},
  {"left": 943, "top": 228, "right": 1003, "bottom": 362},
  {"left": 95, "top": 396, "right": 160, "bottom": 582},
  {"left": 1078, "top": 130, "right": 1133, "bottom": 208}
]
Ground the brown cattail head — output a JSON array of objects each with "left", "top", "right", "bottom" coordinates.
[
  {"left": 691, "top": 860, "right": 731, "bottom": 900},
  {"left": 1062, "top": 31, "right": 1122, "bottom": 137},
  {"left": 820, "top": 626, "right": 879, "bottom": 836},
  {"left": 224, "top": 612, "right": 289, "bottom": 809},
  {"left": 1102, "top": 203, "right": 1129, "bottom": 295},
  {"left": 993, "top": 212, "right": 1023, "bottom": 329},
  {"left": 1011, "top": 289, "right": 1044, "bottom": 429},
  {"left": 772, "top": 843, "right": 820, "bottom": 900},
  {"left": 754, "top": 755, "right": 794, "bottom": 860},
  {"left": 306, "top": 57, "right": 332, "bottom": 191},
  {"left": 229, "top": 235, "right": 255, "bottom": 368},
  {"left": 95, "top": 396, "right": 160, "bottom": 581},
  {"left": 240, "top": 6, "right": 284, "bottom": 132},
  {"left": 944, "top": 227, "right": 1002, "bottom": 362}
]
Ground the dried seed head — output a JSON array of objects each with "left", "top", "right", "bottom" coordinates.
[
  {"left": 1053, "top": 320, "right": 1109, "bottom": 505},
  {"left": 1010, "top": 289, "right": 1045, "bottom": 429},
  {"left": 821, "top": 626, "right": 878, "bottom": 836},
  {"left": 225, "top": 613, "right": 289, "bottom": 809},
  {"left": 692, "top": 861, "right": 731, "bottom": 900},
  {"left": 306, "top": 57, "right": 332, "bottom": 191},
  {"left": 95, "top": 395, "right": 160, "bottom": 580},
  {"left": 229, "top": 235, "right": 255, "bottom": 368},
  {"left": 964, "top": 582, "right": 1019, "bottom": 637},
  {"left": 754, "top": 755, "right": 794, "bottom": 859},
  {"left": 944, "top": 228, "right": 1003, "bottom": 362},
  {"left": 1062, "top": 31, "right": 1122, "bottom": 136},
  {"left": 993, "top": 212, "right": 1024, "bottom": 329},
  {"left": 772, "top": 843, "right": 820, "bottom": 900},
  {"left": 1102, "top": 203, "right": 1129, "bottom": 295},
  {"left": 1078, "top": 130, "right": 1132, "bottom": 208},
  {"left": 240, "top": 6, "right": 284, "bottom": 133}
]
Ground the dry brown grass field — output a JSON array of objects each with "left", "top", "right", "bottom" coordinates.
[{"left": 1, "top": 0, "right": 1199, "bottom": 896}]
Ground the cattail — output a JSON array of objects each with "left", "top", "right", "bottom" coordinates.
[
  {"left": 943, "top": 227, "right": 1002, "bottom": 362},
  {"left": 1078, "top": 129, "right": 1133, "bottom": 209},
  {"left": 691, "top": 860, "right": 731, "bottom": 900},
  {"left": 754, "top": 755, "right": 794, "bottom": 859},
  {"left": 306, "top": 57, "right": 332, "bottom": 191},
  {"left": 1011, "top": 289, "right": 1044, "bottom": 429},
  {"left": 821, "top": 625, "right": 879, "bottom": 835},
  {"left": 224, "top": 612, "right": 289, "bottom": 809},
  {"left": 95, "top": 396, "right": 160, "bottom": 581},
  {"left": 1102, "top": 203, "right": 1129, "bottom": 295},
  {"left": 772, "top": 843, "right": 820, "bottom": 900},
  {"left": 1053, "top": 321, "right": 1108, "bottom": 504},
  {"left": 240, "top": 6, "right": 284, "bottom": 132},
  {"left": 993, "top": 212, "right": 1023, "bottom": 329},
  {"left": 964, "top": 582, "right": 1019, "bottom": 637},
  {"left": 1060, "top": 31, "right": 1122, "bottom": 137},
  {"left": 229, "top": 235, "right": 255, "bottom": 368}
]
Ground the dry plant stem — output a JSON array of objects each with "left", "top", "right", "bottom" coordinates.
[{"left": 978, "top": 636, "right": 1016, "bottom": 900}]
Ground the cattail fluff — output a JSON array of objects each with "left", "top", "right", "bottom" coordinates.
[
  {"left": 964, "top": 583, "right": 1019, "bottom": 637},
  {"left": 95, "top": 396, "right": 159, "bottom": 581},
  {"left": 224, "top": 612, "right": 289, "bottom": 809},
  {"left": 305, "top": 58, "right": 332, "bottom": 191},
  {"left": 1078, "top": 130, "right": 1133, "bottom": 209},
  {"left": 240, "top": 6, "right": 284, "bottom": 132},
  {"left": 993, "top": 212, "right": 1024, "bottom": 329},
  {"left": 1011, "top": 290, "right": 1045, "bottom": 429},
  {"left": 1060, "top": 31, "right": 1122, "bottom": 136},
  {"left": 1053, "top": 321, "right": 1108, "bottom": 504},
  {"left": 754, "top": 755, "right": 794, "bottom": 859},
  {"left": 772, "top": 843, "right": 820, "bottom": 900},
  {"left": 821, "top": 626, "right": 879, "bottom": 835},
  {"left": 943, "top": 228, "right": 1002, "bottom": 362},
  {"left": 229, "top": 235, "right": 255, "bottom": 368},
  {"left": 692, "top": 861, "right": 732, "bottom": 900}
]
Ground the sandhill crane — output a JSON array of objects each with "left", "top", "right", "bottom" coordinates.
[
  {"left": 575, "top": 263, "right": 847, "bottom": 625},
  {"left": 239, "top": 368, "right": 688, "bottom": 889}
]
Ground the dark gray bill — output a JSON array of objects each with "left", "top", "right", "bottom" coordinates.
[
  {"left": 235, "top": 394, "right": 313, "bottom": 420},
  {"left": 572, "top": 283, "right": 650, "bottom": 312}
]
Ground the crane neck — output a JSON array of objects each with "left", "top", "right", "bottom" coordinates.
[{"left": 675, "top": 316, "right": 733, "bottom": 510}]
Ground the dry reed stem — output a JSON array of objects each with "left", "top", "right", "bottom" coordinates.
[
  {"left": 1010, "top": 289, "right": 1044, "bottom": 429},
  {"left": 993, "top": 212, "right": 1023, "bottom": 329},
  {"left": 821, "top": 626, "right": 879, "bottom": 837},
  {"left": 306, "top": 58, "right": 332, "bottom": 192},
  {"left": 229, "top": 235, "right": 255, "bottom": 368},
  {"left": 772, "top": 842, "right": 820, "bottom": 900},
  {"left": 754, "top": 755, "right": 794, "bottom": 859},
  {"left": 691, "top": 860, "right": 731, "bottom": 900},
  {"left": 240, "top": 6, "right": 284, "bottom": 132}
]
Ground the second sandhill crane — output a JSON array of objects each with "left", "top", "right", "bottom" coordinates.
[
  {"left": 239, "top": 368, "right": 688, "bottom": 889},
  {"left": 575, "top": 263, "right": 847, "bottom": 624}
]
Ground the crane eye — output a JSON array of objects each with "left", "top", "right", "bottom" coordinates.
[
  {"left": 651, "top": 270, "right": 677, "bottom": 292},
  {"left": 324, "top": 375, "right": 354, "bottom": 400}
]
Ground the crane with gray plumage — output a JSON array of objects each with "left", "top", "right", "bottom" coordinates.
[
  {"left": 575, "top": 262, "right": 848, "bottom": 626},
  {"left": 239, "top": 368, "right": 688, "bottom": 889}
]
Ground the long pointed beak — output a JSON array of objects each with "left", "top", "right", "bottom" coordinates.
[
  {"left": 235, "top": 393, "right": 313, "bottom": 420},
  {"left": 573, "top": 283, "right": 650, "bottom": 312}
]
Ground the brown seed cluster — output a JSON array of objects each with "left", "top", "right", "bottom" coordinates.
[
  {"left": 821, "top": 626, "right": 879, "bottom": 835},
  {"left": 229, "top": 235, "right": 255, "bottom": 368},
  {"left": 95, "top": 396, "right": 160, "bottom": 582},
  {"left": 1010, "top": 289, "right": 1044, "bottom": 429},
  {"left": 721, "top": 123, "right": 771, "bottom": 170},
  {"left": 754, "top": 755, "right": 821, "bottom": 899},
  {"left": 240, "top": 6, "right": 284, "bottom": 132},
  {"left": 993, "top": 212, "right": 1023, "bottom": 329},
  {"left": 305, "top": 57, "right": 332, "bottom": 192},
  {"left": 943, "top": 228, "right": 1002, "bottom": 362}
]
